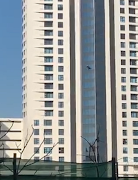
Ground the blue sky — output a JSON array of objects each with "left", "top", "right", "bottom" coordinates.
[{"left": 0, "top": 0, "right": 22, "bottom": 118}]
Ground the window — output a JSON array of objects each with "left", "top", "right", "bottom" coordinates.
[
  {"left": 44, "top": 30, "right": 53, "bottom": 36},
  {"left": 44, "top": 120, "right": 52, "bottom": 126},
  {"left": 58, "top": 31, "right": 63, "bottom": 37},
  {"left": 121, "top": 34, "right": 125, "bottom": 39},
  {"left": 44, "top": 21, "right": 53, "bottom": 27},
  {"left": 120, "top": 8, "right": 125, "bottom": 13},
  {"left": 58, "top": 57, "right": 63, "bottom": 63},
  {"left": 44, "top": 48, "right": 53, "bottom": 54},
  {"left": 130, "top": 59, "right": 137, "bottom": 65},
  {"left": 45, "top": 101, "right": 53, "bottom": 107},
  {"left": 58, "top": 102, "right": 64, "bottom": 108},
  {"left": 134, "top": 148, "right": 138, "bottom": 154},
  {"left": 58, "top": 120, "right": 64, "bottom": 126},
  {"left": 122, "top": 112, "right": 127, "bottom": 118},
  {"left": 59, "top": 157, "right": 64, "bottom": 162},
  {"left": 34, "top": 147, "right": 39, "bottom": 154},
  {"left": 123, "top": 157, "right": 128, "bottom": 162},
  {"left": 131, "top": 103, "right": 138, "bottom": 109},
  {"left": 34, "top": 138, "right": 39, "bottom": 144},
  {"left": 44, "top": 65, "right": 53, "bottom": 71},
  {"left": 58, "top": 48, "right": 63, "bottom": 54},
  {"left": 44, "top": 147, "right": 52, "bottom": 154},
  {"left": 131, "top": 85, "right": 138, "bottom": 91},
  {"left": 122, "top": 103, "right": 127, "bottom": 109},
  {"left": 34, "top": 129, "right": 39, "bottom": 135},
  {"left": 44, "top": 13, "right": 53, "bottom": 19},
  {"left": 59, "top": 138, "right": 64, "bottom": 144},
  {"left": 130, "top": 77, "right": 138, "bottom": 83},
  {"left": 34, "top": 157, "right": 39, "bottom": 162},
  {"left": 44, "top": 39, "right": 53, "bottom": 45},
  {"left": 44, "top": 129, "right": 52, "bottom": 135},
  {"left": 44, "top": 57, "right": 53, "bottom": 62},
  {"left": 121, "top": 68, "right": 126, "bottom": 74},
  {"left": 44, "top": 74, "right": 53, "bottom": 80},
  {"left": 58, "top": 111, "right": 64, "bottom": 117},
  {"left": 120, "top": 16, "right": 125, "bottom": 22},
  {"left": 58, "top": 75, "right": 64, "bottom": 81},
  {"left": 121, "top": 51, "right": 126, "bottom": 56},
  {"left": 122, "top": 94, "right": 126, "bottom": 100},
  {"left": 59, "top": 129, "right": 64, "bottom": 135},
  {"left": 58, "top": 4, "right": 63, "bottom": 10},
  {"left": 58, "top": 22, "right": 63, "bottom": 28},
  {"left": 123, "top": 139, "right": 127, "bottom": 145},
  {"left": 131, "top": 112, "right": 138, "bottom": 118},
  {"left": 44, "top": 4, "right": 53, "bottom": 10},
  {"left": 34, "top": 120, "right": 39, "bottom": 126},
  {"left": 121, "top": 85, "right": 126, "bottom": 91},
  {"left": 123, "top": 130, "right": 127, "bottom": 136},
  {"left": 59, "top": 147, "right": 64, "bottom": 153},
  {"left": 120, "top": 25, "right": 125, "bottom": 30},
  {"left": 133, "top": 139, "right": 138, "bottom": 145},
  {"left": 131, "top": 94, "right": 138, "bottom": 100},
  {"left": 58, "top": 13, "right": 63, "bottom": 19},
  {"left": 120, "top": 0, "right": 125, "bottom": 5},
  {"left": 58, "top": 84, "right": 64, "bottom": 90},
  {"left": 58, "top": 40, "right": 63, "bottom": 45},
  {"left": 133, "top": 130, "right": 138, "bottom": 136},
  {"left": 130, "top": 42, "right": 136, "bottom": 48},
  {"left": 123, "top": 147, "right": 128, "bottom": 154},
  {"left": 45, "top": 92, "right": 53, "bottom": 98},
  {"left": 44, "top": 83, "right": 53, "bottom": 89},
  {"left": 133, "top": 121, "right": 138, "bottom": 127},
  {"left": 44, "top": 138, "right": 52, "bottom": 144},
  {"left": 58, "top": 93, "right": 64, "bottom": 99},
  {"left": 58, "top": 66, "right": 64, "bottom": 72},
  {"left": 123, "top": 165, "right": 128, "bottom": 172},
  {"left": 44, "top": 157, "right": 52, "bottom": 161},
  {"left": 122, "top": 121, "right": 127, "bottom": 127},
  {"left": 134, "top": 157, "right": 138, "bottom": 162},
  {"left": 45, "top": 110, "right": 53, "bottom": 116},
  {"left": 130, "top": 51, "right": 137, "bottom": 57},
  {"left": 121, "top": 77, "right": 126, "bottom": 82},
  {"left": 121, "top": 42, "right": 125, "bottom": 48}
]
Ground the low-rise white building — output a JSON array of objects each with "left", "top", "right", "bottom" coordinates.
[{"left": 0, "top": 118, "right": 23, "bottom": 158}]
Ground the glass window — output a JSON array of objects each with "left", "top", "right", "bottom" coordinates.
[
  {"left": 131, "top": 112, "right": 138, "bottom": 118},
  {"left": 123, "top": 157, "right": 128, "bottom": 162},
  {"left": 44, "top": 13, "right": 53, "bottom": 18},
  {"left": 121, "top": 85, "right": 126, "bottom": 91},
  {"left": 44, "top": 138, "right": 52, "bottom": 144},
  {"left": 58, "top": 84, "right": 64, "bottom": 90},
  {"left": 121, "top": 77, "right": 126, "bottom": 82},
  {"left": 44, "top": 48, "right": 53, "bottom": 54},
  {"left": 134, "top": 148, "right": 138, "bottom": 154},
  {"left": 131, "top": 103, "right": 138, "bottom": 109},
  {"left": 122, "top": 112, "right": 127, "bottom": 118},
  {"left": 59, "top": 138, "right": 64, "bottom": 144},
  {"left": 58, "top": 120, "right": 64, "bottom": 126},
  {"left": 58, "top": 111, "right": 64, "bottom": 117},
  {"left": 58, "top": 22, "right": 63, "bottom": 28},
  {"left": 123, "top": 147, "right": 128, "bottom": 154},
  {"left": 120, "top": 16, "right": 125, "bottom": 22},
  {"left": 58, "top": 93, "right": 64, "bottom": 99},
  {"left": 59, "top": 147, "right": 64, "bottom": 153},
  {"left": 44, "top": 147, "right": 52, "bottom": 154},
  {"left": 44, "top": 57, "right": 53, "bottom": 62},
  {"left": 58, "top": 75, "right": 64, "bottom": 81},
  {"left": 122, "top": 121, "right": 127, "bottom": 127},
  {"left": 58, "top": 48, "right": 64, "bottom": 54},
  {"left": 120, "top": 0, "right": 125, "bottom": 5},
  {"left": 44, "top": 83, "right": 53, "bottom": 89},
  {"left": 58, "top": 31, "right": 63, "bottom": 37},
  {"left": 45, "top": 110, "right": 53, "bottom": 116},
  {"left": 34, "top": 120, "right": 39, "bottom": 126},
  {"left": 44, "top": 65, "right": 53, "bottom": 71},
  {"left": 58, "top": 13, "right": 63, "bottom": 19},
  {"left": 34, "top": 147, "right": 39, "bottom": 154},
  {"left": 34, "top": 129, "right": 39, "bottom": 135},
  {"left": 59, "top": 157, "right": 64, "bottom": 162},
  {"left": 133, "top": 139, "right": 138, "bottom": 145},
  {"left": 44, "top": 129, "right": 52, "bottom": 135},
  {"left": 44, "top": 4, "right": 53, "bottom": 10},
  {"left": 123, "top": 130, "right": 127, "bottom": 136},
  {"left": 34, "top": 138, "right": 39, "bottom": 144},
  {"left": 45, "top": 101, "right": 53, "bottom": 107},
  {"left": 121, "top": 68, "right": 126, "bottom": 74},
  {"left": 58, "top": 102, "right": 64, "bottom": 108},
  {"left": 133, "top": 130, "right": 138, "bottom": 136},
  {"left": 58, "top": 4, "right": 63, "bottom": 10},
  {"left": 44, "top": 30, "right": 53, "bottom": 36},
  {"left": 123, "top": 165, "right": 128, "bottom": 172},
  {"left": 121, "top": 42, "right": 125, "bottom": 48},
  {"left": 45, "top": 92, "right": 53, "bottom": 98},
  {"left": 44, "top": 120, "right": 52, "bottom": 126},
  {"left": 44, "top": 74, "right": 53, "bottom": 80},
  {"left": 134, "top": 157, "right": 138, "bottom": 162},
  {"left": 59, "top": 129, "right": 64, "bottom": 135},
  {"left": 58, "top": 66, "right": 64, "bottom": 72},
  {"left": 58, "top": 57, "right": 63, "bottom": 63},
  {"left": 123, "top": 139, "right": 128, "bottom": 145},
  {"left": 44, "top": 157, "right": 52, "bottom": 161}
]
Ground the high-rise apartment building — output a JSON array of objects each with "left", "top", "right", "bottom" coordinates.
[{"left": 21, "top": 0, "right": 138, "bottom": 176}]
